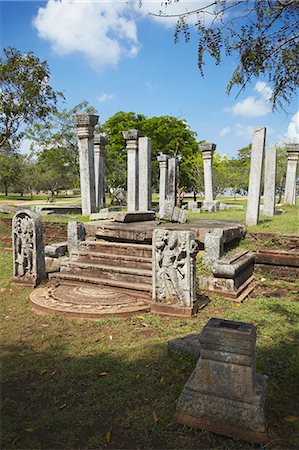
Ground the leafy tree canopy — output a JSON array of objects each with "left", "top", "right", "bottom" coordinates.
[
  {"left": 143, "top": 0, "right": 299, "bottom": 109},
  {"left": 0, "top": 47, "right": 62, "bottom": 148}
]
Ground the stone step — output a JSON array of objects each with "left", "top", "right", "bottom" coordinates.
[
  {"left": 79, "top": 240, "right": 152, "bottom": 258},
  {"left": 72, "top": 251, "right": 152, "bottom": 270},
  {"left": 60, "top": 260, "right": 152, "bottom": 285},
  {"left": 49, "top": 272, "right": 152, "bottom": 293}
]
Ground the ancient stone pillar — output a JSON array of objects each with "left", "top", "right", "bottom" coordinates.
[
  {"left": 67, "top": 221, "right": 86, "bottom": 254},
  {"left": 157, "top": 153, "right": 169, "bottom": 218},
  {"left": 200, "top": 142, "right": 216, "bottom": 204},
  {"left": 73, "top": 113, "right": 99, "bottom": 216},
  {"left": 284, "top": 143, "right": 299, "bottom": 206},
  {"left": 246, "top": 127, "right": 266, "bottom": 226},
  {"left": 123, "top": 129, "right": 144, "bottom": 212},
  {"left": 167, "top": 157, "right": 179, "bottom": 208},
  {"left": 263, "top": 145, "right": 277, "bottom": 217},
  {"left": 94, "top": 133, "right": 107, "bottom": 210},
  {"left": 138, "top": 136, "right": 152, "bottom": 211},
  {"left": 174, "top": 318, "right": 268, "bottom": 443},
  {"left": 12, "top": 210, "right": 46, "bottom": 287},
  {"left": 152, "top": 229, "right": 200, "bottom": 316}
]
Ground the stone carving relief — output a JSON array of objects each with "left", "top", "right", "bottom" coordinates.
[
  {"left": 153, "top": 229, "right": 199, "bottom": 308},
  {"left": 12, "top": 210, "right": 45, "bottom": 286}
]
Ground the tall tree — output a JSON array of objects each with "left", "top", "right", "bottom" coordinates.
[
  {"left": 143, "top": 0, "right": 299, "bottom": 109},
  {"left": 0, "top": 47, "right": 62, "bottom": 148}
]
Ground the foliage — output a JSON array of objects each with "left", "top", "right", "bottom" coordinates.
[
  {"left": 0, "top": 47, "right": 62, "bottom": 148},
  {"left": 102, "top": 112, "right": 198, "bottom": 192},
  {"left": 146, "top": 0, "right": 299, "bottom": 109},
  {"left": 0, "top": 154, "right": 23, "bottom": 196}
]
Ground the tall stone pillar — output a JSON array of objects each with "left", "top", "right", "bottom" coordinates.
[
  {"left": 284, "top": 143, "right": 299, "bottom": 206},
  {"left": 246, "top": 127, "right": 266, "bottom": 226},
  {"left": 123, "top": 129, "right": 144, "bottom": 211},
  {"left": 73, "top": 113, "right": 99, "bottom": 216},
  {"left": 157, "top": 153, "right": 169, "bottom": 218},
  {"left": 167, "top": 157, "right": 179, "bottom": 207},
  {"left": 94, "top": 133, "right": 107, "bottom": 210},
  {"left": 138, "top": 136, "right": 152, "bottom": 211},
  {"left": 200, "top": 143, "right": 216, "bottom": 203},
  {"left": 263, "top": 145, "right": 277, "bottom": 217}
]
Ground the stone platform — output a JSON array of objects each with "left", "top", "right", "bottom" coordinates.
[
  {"left": 30, "top": 283, "right": 151, "bottom": 319},
  {"left": 86, "top": 219, "right": 245, "bottom": 246}
]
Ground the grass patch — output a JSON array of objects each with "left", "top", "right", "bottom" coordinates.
[{"left": 1, "top": 249, "right": 299, "bottom": 449}]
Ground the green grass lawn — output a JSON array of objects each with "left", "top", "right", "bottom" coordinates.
[{"left": 1, "top": 249, "right": 299, "bottom": 449}]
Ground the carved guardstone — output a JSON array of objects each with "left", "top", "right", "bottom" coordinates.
[
  {"left": 152, "top": 229, "right": 200, "bottom": 317},
  {"left": 12, "top": 210, "right": 46, "bottom": 287},
  {"left": 174, "top": 318, "right": 268, "bottom": 443}
]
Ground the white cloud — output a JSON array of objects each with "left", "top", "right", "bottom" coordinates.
[
  {"left": 219, "top": 126, "right": 231, "bottom": 137},
  {"left": 97, "top": 93, "right": 114, "bottom": 102},
  {"left": 286, "top": 111, "right": 299, "bottom": 141},
  {"left": 33, "top": 1, "right": 139, "bottom": 71},
  {"left": 254, "top": 81, "right": 273, "bottom": 102},
  {"left": 228, "top": 96, "right": 271, "bottom": 118},
  {"left": 225, "top": 80, "right": 273, "bottom": 118}
]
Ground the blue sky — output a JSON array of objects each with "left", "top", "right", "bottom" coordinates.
[{"left": 1, "top": 0, "right": 298, "bottom": 157}]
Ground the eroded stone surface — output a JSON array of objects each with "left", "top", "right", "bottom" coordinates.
[
  {"left": 12, "top": 209, "right": 46, "bottom": 287},
  {"left": 152, "top": 229, "right": 199, "bottom": 308},
  {"left": 30, "top": 283, "right": 151, "bottom": 319},
  {"left": 174, "top": 318, "right": 268, "bottom": 443}
]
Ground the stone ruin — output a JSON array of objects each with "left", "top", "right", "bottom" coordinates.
[
  {"left": 152, "top": 229, "right": 206, "bottom": 316},
  {"left": 174, "top": 317, "right": 268, "bottom": 443},
  {"left": 12, "top": 210, "right": 46, "bottom": 287}
]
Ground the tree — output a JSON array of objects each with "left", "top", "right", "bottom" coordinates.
[
  {"left": 102, "top": 111, "right": 199, "bottom": 193},
  {"left": 0, "top": 47, "right": 62, "bottom": 148},
  {"left": 26, "top": 101, "right": 96, "bottom": 195},
  {"left": 144, "top": 0, "right": 299, "bottom": 109},
  {"left": 0, "top": 153, "right": 23, "bottom": 195}
]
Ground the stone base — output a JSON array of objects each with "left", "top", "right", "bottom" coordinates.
[
  {"left": 114, "top": 211, "right": 156, "bottom": 223},
  {"left": 151, "top": 297, "right": 208, "bottom": 318},
  {"left": 174, "top": 375, "right": 268, "bottom": 444},
  {"left": 199, "top": 275, "right": 256, "bottom": 302},
  {"left": 202, "top": 201, "right": 220, "bottom": 212},
  {"left": 12, "top": 276, "right": 40, "bottom": 287}
]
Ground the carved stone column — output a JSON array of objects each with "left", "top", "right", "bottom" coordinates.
[
  {"left": 138, "top": 136, "right": 152, "bottom": 211},
  {"left": 200, "top": 143, "right": 216, "bottom": 204},
  {"left": 157, "top": 153, "right": 169, "bottom": 218},
  {"left": 246, "top": 127, "right": 266, "bottom": 226},
  {"left": 73, "top": 113, "right": 99, "bottom": 216},
  {"left": 123, "top": 129, "right": 144, "bottom": 211},
  {"left": 12, "top": 210, "right": 46, "bottom": 287},
  {"left": 94, "top": 133, "right": 107, "bottom": 210},
  {"left": 284, "top": 143, "right": 299, "bottom": 205},
  {"left": 263, "top": 145, "right": 277, "bottom": 217}
]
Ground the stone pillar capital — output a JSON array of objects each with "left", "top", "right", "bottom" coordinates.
[
  {"left": 157, "top": 153, "right": 169, "bottom": 166},
  {"left": 94, "top": 133, "right": 107, "bottom": 155},
  {"left": 73, "top": 113, "right": 99, "bottom": 139},
  {"left": 122, "top": 129, "right": 144, "bottom": 141},
  {"left": 285, "top": 143, "right": 299, "bottom": 162},
  {"left": 199, "top": 142, "right": 216, "bottom": 159}
]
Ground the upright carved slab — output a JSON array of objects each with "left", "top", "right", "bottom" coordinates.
[
  {"left": 12, "top": 210, "right": 46, "bottom": 287},
  {"left": 152, "top": 229, "right": 199, "bottom": 310}
]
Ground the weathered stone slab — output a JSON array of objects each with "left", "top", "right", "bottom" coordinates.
[
  {"left": 44, "top": 242, "right": 68, "bottom": 258},
  {"left": 202, "top": 229, "right": 224, "bottom": 266},
  {"left": 33, "top": 205, "right": 82, "bottom": 215},
  {"left": 246, "top": 127, "right": 266, "bottom": 226},
  {"left": 12, "top": 210, "right": 46, "bottom": 287},
  {"left": 202, "top": 201, "right": 219, "bottom": 212},
  {"left": 212, "top": 251, "right": 254, "bottom": 278},
  {"left": 113, "top": 188, "right": 127, "bottom": 206},
  {"left": 113, "top": 211, "right": 156, "bottom": 223},
  {"left": 67, "top": 222, "right": 86, "bottom": 254},
  {"left": 174, "top": 318, "right": 268, "bottom": 443},
  {"left": 168, "top": 333, "right": 201, "bottom": 358},
  {"left": 152, "top": 229, "right": 199, "bottom": 313}
]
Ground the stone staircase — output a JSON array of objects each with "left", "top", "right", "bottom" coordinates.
[{"left": 49, "top": 240, "right": 153, "bottom": 294}]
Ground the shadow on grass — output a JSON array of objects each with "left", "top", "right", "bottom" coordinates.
[{"left": 1, "top": 316, "right": 299, "bottom": 450}]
